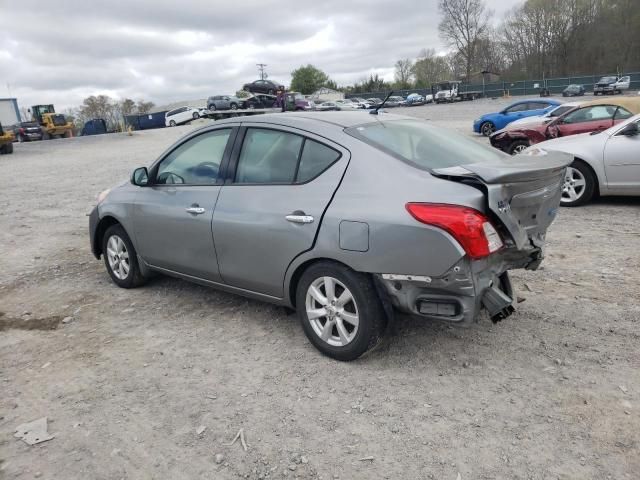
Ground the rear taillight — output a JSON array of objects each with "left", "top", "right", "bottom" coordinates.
[{"left": 406, "top": 203, "right": 503, "bottom": 259}]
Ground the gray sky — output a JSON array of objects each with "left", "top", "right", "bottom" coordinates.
[{"left": 0, "top": 0, "right": 522, "bottom": 110}]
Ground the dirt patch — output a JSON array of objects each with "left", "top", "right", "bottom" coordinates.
[{"left": 0, "top": 312, "right": 62, "bottom": 331}]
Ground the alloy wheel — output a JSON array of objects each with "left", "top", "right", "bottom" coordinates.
[
  {"left": 562, "top": 167, "right": 586, "bottom": 203},
  {"left": 481, "top": 122, "right": 495, "bottom": 136},
  {"left": 512, "top": 144, "right": 528, "bottom": 154},
  {"left": 305, "top": 276, "right": 359, "bottom": 347},
  {"left": 106, "top": 234, "right": 130, "bottom": 280}
]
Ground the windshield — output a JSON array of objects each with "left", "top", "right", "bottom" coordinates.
[
  {"left": 346, "top": 119, "right": 506, "bottom": 170},
  {"left": 598, "top": 77, "right": 616, "bottom": 83}
]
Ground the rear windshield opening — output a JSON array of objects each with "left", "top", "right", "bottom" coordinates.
[{"left": 346, "top": 119, "right": 506, "bottom": 170}]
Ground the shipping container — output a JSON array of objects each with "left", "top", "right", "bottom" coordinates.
[
  {"left": 0, "top": 98, "right": 21, "bottom": 126},
  {"left": 124, "top": 111, "right": 168, "bottom": 131}
]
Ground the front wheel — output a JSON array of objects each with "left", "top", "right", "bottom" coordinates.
[
  {"left": 296, "top": 262, "right": 387, "bottom": 361},
  {"left": 192, "top": 112, "right": 199, "bottom": 119},
  {"left": 169, "top": 120, "right": 176, "bottom": 127},
  {"left": 509, "top": 140, "right": 530, "bottom": 155},
  {"left": 102, "top": 224, "right": 146, "bottom": 288},
  {"left": 230, "top": 103, "right": 238, "bottom": 110},
  {"left": 480, "top": 122, "right": 495, "bottom": 137},
  {"left": 561, "top": 161, "right": 595, "bottom": 207}
]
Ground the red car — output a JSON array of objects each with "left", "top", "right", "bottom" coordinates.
[{"left": 490, "top": 99, "right": 640, "bottom": 154}]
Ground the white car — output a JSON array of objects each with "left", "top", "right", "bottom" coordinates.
[
  {"left": 506, "top": 102, "right": 580, "bottom": 129},
  {"left": 335, "top": 99, "right": 361, "bottom": 110},
  {"left": 526, "top": 114, "right": 640, "bottom": 206},
  {"left": 165, "top": 106, "right": 204, "bottom": 127}
]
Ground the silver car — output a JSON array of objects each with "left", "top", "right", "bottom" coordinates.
[
  {"left": 89, "top": 112, "right": 569, "bottom": 360},
  {"left": 529, "top": 114, "right": 640, "bottom": 206}
]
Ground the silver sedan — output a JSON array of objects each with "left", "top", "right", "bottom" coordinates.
[
  {"left": 89, "top": 112, "right": 569, "bottom": 360},
  {"left": 529, "top": 114, "right": 640, "bottom": 206}
]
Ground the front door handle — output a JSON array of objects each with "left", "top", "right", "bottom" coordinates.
[
  {"left": 186, "top": 206, "right": 206, "bottom": 215},
  {"left": 286, "top": 214, "right": 314, "bottom": 224}
]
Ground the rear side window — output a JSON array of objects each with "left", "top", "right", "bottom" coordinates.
[
  {"left": 614, "top": 107, "right": 633, "bottom": 120},
  {"left": 235, "top": 129, "right": 303, "bottom": 184},
  {"left": 234, "top": 129, "right": 340, "bottom": 184},
  {"left": 297, "top": 140, "right": 341, "bottom": 183},
  {"left": 347, "top": 119, "right": 506, "bottom": 170}
]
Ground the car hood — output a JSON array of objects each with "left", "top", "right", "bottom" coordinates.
[
  {"left": 529, "top": 132, "right": 596, "bottom": 150},
  {"left": 504, "top": 115, "right": 549, "bottom": 129}
]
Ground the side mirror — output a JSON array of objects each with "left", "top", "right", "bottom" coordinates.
[
  {"left": 620, "top": 122, "right": 639, "bottom": 137},
  {"left": 131, "top": 167, "right": 149, "bottom": 186}
]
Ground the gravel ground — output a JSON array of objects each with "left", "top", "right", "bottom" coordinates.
[{"left": 1, "top": 101, "right": 639, "bottom": 480}]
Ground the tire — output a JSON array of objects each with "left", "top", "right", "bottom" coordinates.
[
  {"left": 192, "top": 112, "right": 199, "bottom": 120},
  {"left": 562, "top": 92, "right": 568, "bottom": 97},
  {"left": 295, "top": 261, "right": 387, "bottom": 361},
  {"left": 480, "top": 122, "right": 495, "bottom": 137},
  {"left": 561, "top": 161, "right": 596, "bottom": 207},
  {"left": 102, "top": 224, "right": 146, "bottom": 288},
  {"left": 169, "top": 120, "right": 176, "bottom": 127},
  {"left": 593, "top": 91, "right": 599, "bottom": 96},
  {"left": 509, "top": 140, "right": 530, "bottom": 155},
  {"left": 208, "top": 104, "right": 216, "bottom": 111},
  {"left": 230, "top": 103, "right": 238, "bottom": 110}
]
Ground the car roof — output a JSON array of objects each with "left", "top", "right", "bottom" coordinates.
[{"left": 208, "top": 111, "right": 416, "bottom": 129}]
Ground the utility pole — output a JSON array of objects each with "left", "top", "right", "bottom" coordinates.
[{"left": 256, "top": 64, "right": 267, "bottom": 80}]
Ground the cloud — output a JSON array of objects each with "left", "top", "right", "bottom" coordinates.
[{"left": 0, "top": 0, "right": 523, "bottom": 111}]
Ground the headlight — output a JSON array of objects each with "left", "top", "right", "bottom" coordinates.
[{"left": 96, "top": 188, "right": 111, "bottom": 204}]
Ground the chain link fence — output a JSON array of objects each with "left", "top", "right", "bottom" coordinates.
[{"left": 346, "top": 72, "right": 640, "bottom": 100}]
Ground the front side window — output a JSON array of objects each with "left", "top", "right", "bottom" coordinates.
[
  {"left": 155, "top": 129, "right": 231, "bottom": 185},
  {"left": 505, "top": 103, "right": 529, "bottom": 113}
]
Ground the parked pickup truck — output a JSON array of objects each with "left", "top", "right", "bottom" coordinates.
[{"left": 594, "top": 76, "right": 630, "bottom": 95}]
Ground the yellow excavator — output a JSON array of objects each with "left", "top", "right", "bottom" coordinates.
[
  {"left": 30, "top": 105, "right": 74, "bottom": 139},
  {"left": 0, "top": 122, "right": 14, "bottom": 155}
]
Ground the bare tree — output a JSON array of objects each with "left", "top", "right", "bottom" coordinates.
[
  {"left": 412, "top": 49, "right": 453, "bottom": 87},
  {"left": 394, "top": 59, "right": 414, "bottom": 89},
  {"left": 438, "top": 0, "right": 491, "bottom": 80},
  {"left": 135, "top": 100, "right": 154, "bottom": 114}
]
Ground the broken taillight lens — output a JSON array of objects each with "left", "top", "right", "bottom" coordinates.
[{"left": 406, "top": 203, "right": 503, "bottom": 259}]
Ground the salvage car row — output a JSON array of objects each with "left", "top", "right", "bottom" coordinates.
[{"left": 473, "top": 97, "right": 640, "bottom": 206}]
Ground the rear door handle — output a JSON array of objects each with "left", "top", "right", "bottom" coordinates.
[
  {"left": 286, "top": 214, "right": 314, "bottom": 224},
  {"left": 186, "top": 206, "right": 206, "bottom": 215}
]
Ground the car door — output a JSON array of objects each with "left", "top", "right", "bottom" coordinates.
[
  {"left": 603, "top": 118, "right": 640, "bottom": 189},
  {"left": 220, "top": 96, "right": 231, "bottom": 110},
  {"left": 212, "top": 125, "right": 349, "bottom": 297},
  {"left": 132, "top": 127, "right": 237, "bottom": 281}
]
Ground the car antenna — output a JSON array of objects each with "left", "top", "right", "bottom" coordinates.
[{"left": 370, "top": 91, "right": 394, "bottom": 115}]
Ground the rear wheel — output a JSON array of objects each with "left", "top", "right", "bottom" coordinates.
[
  {"left": 192, "top": 112, "right": 199, "bottom": 119},
  {"left": 480, "top": 122, "right": 495, "bottom": 137},
  {"left": 509, "top": 140, "right": 530, "bottom": 155},
  {"left": 561, "top": 161, "right": 595, "bottom": 207},
  {"left": 296, "top": 262, "right": 386, "bottom": 361},
  {"left": 230, "top": 103, "right": 238, "bottom": 110},
  {"left": 209, "top": 104, "right": 216, "bottom": 111},
  {"left": 102, "top": 224, "right": 146, "bottom": 288}
]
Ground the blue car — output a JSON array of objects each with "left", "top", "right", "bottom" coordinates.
[{"left": 473, "top": 99, "right": 561, "bottom": 136}]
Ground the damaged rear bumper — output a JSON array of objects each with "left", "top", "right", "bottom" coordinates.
[{"left": 376, "top": 247, "right": 542, "bottom": 325}]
